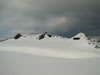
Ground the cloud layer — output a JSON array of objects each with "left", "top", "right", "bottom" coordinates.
[{"left": 0, "top": 0, "right": 100, "bottom": 38}]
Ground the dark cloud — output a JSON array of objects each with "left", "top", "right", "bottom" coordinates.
[{"left": 0, "top": 0, "right": 100, "bottom": 38}]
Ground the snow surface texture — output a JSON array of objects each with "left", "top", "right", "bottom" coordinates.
[{"left": 0, "top": 32, "right": 100, "bottom": 75}]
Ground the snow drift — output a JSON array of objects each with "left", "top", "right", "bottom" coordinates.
[
  {"left": 0, "top": 32, "right": 100, "bottom": 59},
  {"left": 0, "top": 32, "right": 100, "bottom": 75}
]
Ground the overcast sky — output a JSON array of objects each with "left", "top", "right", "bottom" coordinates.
[{"left": 0, "top": 0, "right": 100, "bottom": 38}]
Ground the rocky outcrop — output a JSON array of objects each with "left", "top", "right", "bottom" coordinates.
[
  {"left": 39, "top": 32, "right": 52, "bottom": 40},
  {"left": 14, "top": 33, "right": 22, "bottom": 39}
]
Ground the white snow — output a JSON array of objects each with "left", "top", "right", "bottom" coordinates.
[{"left": 0, "top": 33, "right": 100, "bottom": 75}]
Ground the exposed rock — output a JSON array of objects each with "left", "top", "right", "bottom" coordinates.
[
  {"left": 39, "top": 32, "right": 52, "bottom": 40},
  {"left": 14, "top": 33, "right": 22, "bottom": 39}
]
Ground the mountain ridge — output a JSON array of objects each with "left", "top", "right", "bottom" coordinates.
[{"left": 0, "top": 32, "right": 100, "bottom": 48}]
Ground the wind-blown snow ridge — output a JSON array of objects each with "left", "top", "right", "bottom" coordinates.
[
  {"left": 0, "top": 46, "right": 100, "bottom": 59},
  {"left": 0, "top": 32, "right": 100, "bottom": 59}
]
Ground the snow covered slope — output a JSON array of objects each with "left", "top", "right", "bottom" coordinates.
[
  {"left": 0, "top": 32, "right": 100, "bottom": 75},
  {"left": 0, "top": 32, "right": 100, "bottom": 58}
]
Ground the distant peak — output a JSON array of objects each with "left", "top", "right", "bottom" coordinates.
[
  {"left": 14, "top": 33, "right": 22, "bottom": 39},
  {"left": 38, "top": 32, "right": 52, "bottom": 40},
  {"left": 74, "top": 32, "right": 87, "bottom": 38}
]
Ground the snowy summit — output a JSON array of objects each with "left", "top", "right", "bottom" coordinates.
[
  {"left": 0, "top": 32, "right": 100, "bottom": 75},
  {"left": 0, "top": 32, "right": 100, "bottom": 58}
]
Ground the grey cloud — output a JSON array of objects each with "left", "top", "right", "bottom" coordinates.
[{"left": 0, "top": 0, "right": 100, "bottom": 38}]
